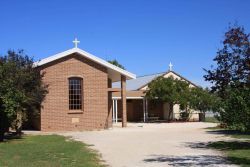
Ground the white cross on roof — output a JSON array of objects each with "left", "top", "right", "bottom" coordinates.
[
  {"left": 73, "top": 38, "right": 80, "bottom": 48},
  {"left": 169, "top": 62, "right": 173, "bottom": 71}
]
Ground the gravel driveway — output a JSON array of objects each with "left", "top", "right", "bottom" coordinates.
[{"left": 63, "top": 122, "right": 237, "bottom": 167}]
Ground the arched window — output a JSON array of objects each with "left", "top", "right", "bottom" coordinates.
[{"left": 68, "top": 77, "right": 83, "bottom": 110}]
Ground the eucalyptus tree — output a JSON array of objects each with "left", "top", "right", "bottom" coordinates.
[
  {"left": 145, "top": 76, "right": 190, "bottom": 121},
  {"left": 0, "top": 50, "right": 47, "bottom": 141},
  {"left": 204, "top": 25, "right": 250, "bottom": 131}
]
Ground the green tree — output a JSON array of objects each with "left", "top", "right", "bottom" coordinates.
[
  {"left": 204, "top": 25, "right": 250, "bottom": 132},
  {"left": 108, "top": 59, "right": 125, "bottom": 70},
  {"left": 0, "top": 50, "right": 47, "bottom": 141},
  {"left": 221, "top": 87, "right": 250, "bottom": 131},
  {"left": 145, "top": 76, "right": 190, "bottom": 121},
  {"left": 204, "top": 25, "right": 250, "bottom": 95},
  {"left": 189, "top": 87, "right": 220, "bottom": 113}
]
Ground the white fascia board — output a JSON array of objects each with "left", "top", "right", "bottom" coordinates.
[
  {"left": 112, "top": 97, "right": 144, "bottom": 99},
  {"left": 33, "top": 48, "right": 76, "bottom": 67},
  {"left": 34, "top": 48, "right": 136, "bottom": 80}
]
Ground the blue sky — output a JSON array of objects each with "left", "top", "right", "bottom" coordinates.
[{"left": 1, "top": 0, "right": 250, "bottom": 87}]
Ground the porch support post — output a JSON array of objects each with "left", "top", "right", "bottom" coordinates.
[
  {"left": 143, "top": 98, "right": 146, "bottom": 122},
  {"left": 112, "top": 100, "right": 115, "bottom": 122},
  {"left": 146, "top": 98, "right": 148, "bottom": 121},
  {"left": 121, "top": 75, "right": 127, "bottom": 127},
  {"left": 115, "top": 100, "right": 118, "bottom": 123}
]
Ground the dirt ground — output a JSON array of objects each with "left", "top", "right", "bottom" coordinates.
[{"left": 62, "top": 122, "right": 238, "bottom": 167}]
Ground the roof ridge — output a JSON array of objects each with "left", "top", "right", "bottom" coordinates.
[
  {"left": 168, "top": 70, "right": 198, "bottom": 87},
  {"left": 34, "top": 47, "right": 136, "bottom": 81},
  {"left": 137, "top": 71, "right": 166, "bottom": 78}
]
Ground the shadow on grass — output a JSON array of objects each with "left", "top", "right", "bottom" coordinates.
[
  {"left": 188, "top": 125, "right": 250, "bottom": 166},
  {"left": 2, "top": 132, "right": 24, "bottom": 142},
  {"left": 186, "top": 140, "right": 250, "bottom": 150},
  {"left": 227, "top": 156, "right": 250, "bottom": 166},
  {"left": 143, "top": 155, "right": 231, "bottom": 166},
  {"left": 204, "top": 124, "right": 250, "bottom": 134},
  {"left": 206, "top": 129, "right": 250, "bottom": 136},
  {"left": 185, "top": 140, "right": 250, "bottom": 166},
  {"left": 179, "top": 128, "right": 250, "bottom": 166},
  {"left": 208, "top": 141, "right": 250, "bottom": 165},
  {"left": 208, "top": 141, "right": 250, "bottom": 150}
]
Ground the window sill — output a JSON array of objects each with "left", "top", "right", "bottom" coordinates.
[{"left": 67, "top": 111, "right": 83, "bottom": 114}]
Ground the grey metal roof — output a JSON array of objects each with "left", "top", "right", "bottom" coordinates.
[{"left": 112, "top": 72, "right": 165, "bottom": 91}]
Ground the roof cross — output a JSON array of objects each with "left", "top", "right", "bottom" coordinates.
[
  {"left": 169, "top": 62, "right": 173, "bottom": 71},
  {"left": 73, "top": 38, "right": 80, "bottom": 48}
]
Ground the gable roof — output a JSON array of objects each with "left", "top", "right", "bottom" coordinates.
[
  {"left": 112, "top": 72, "right": 165, "bottom": 91},
  {"left": 167, "top": 70, "right": 198, "bottom": 87},
  {"left": 112, "top": 71, "right": 198, "bottom": 91},
  {"left": 34, "top": 48, "right": 136, "bottom": 82}
]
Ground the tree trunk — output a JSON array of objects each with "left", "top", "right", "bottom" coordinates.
[
  {"left": 0, "top": 111, "right": 5, "bottom": 142},
  {"left": 168, "top": 103, "right": 174, "bottom": 122},
  {"left": 0, "top": 128, "right": 4, "bottom": 142},
  {"left": 15, "top": 111, "right": 23, "bottom": 137}
]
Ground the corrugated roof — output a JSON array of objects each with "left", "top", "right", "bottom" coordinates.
[
  {"left": 112, "top": 70, "right": 199, "bottom": 91},
  {"left": 112, "top": 72, "right": 165, "bottom": 91}
]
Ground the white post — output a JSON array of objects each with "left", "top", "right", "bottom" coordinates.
[
  {"left": 112, "top": 100, "right": 115, "bottom": 122},
  {"left": 115, "top": 100, "right": 118, "bottom": 123},
  {"left": 143, "top": 98, "right": 146, "bottom": 122},
  {"left": 146, "top": 98, "right": 148, "bottom": 121}
]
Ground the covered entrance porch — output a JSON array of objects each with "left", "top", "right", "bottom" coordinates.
[{"left": 112, "top": 91, "right": 175, "bottom": 123}]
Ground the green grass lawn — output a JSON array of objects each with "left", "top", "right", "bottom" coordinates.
[
  {"left": 0, "top": 135, "right": 105, "bottom": 167},
  {"left": 204, "top": 117, "right": 220, "bottom": 123},
  {"left": 207, "top": 130, "right": 250, "bottom": 167}
]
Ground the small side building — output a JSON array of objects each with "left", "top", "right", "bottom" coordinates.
[{"left": 112, "top": 70, "right": 200, "bottom": 123}]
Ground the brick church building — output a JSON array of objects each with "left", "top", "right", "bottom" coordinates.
[{"left": 34, "top": 39, "right": 136, "bottom": 131}]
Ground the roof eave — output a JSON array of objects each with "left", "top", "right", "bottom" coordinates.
[{"left": 34, "top": 48, "right": 136, "bottom": 80}]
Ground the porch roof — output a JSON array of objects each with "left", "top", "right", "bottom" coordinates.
[
  {"left": 112, "top": 90, "right": 145, "bottom": 99},
  {"left": 112, "top": 72, "right": 165, "bottom": 91}
]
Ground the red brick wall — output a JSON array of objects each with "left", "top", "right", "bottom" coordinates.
[
  {"left": 132, "top": 100, "right": 144, "bottom": 121},
  {"left": 117, "top": 99, "right": 163, "bottom": 122},
  {"left": 117, "top": 99, "right": 144, "bottom": 122},
  {"left": 148, "top": 101, "right": 163, "bottom": 119},
  {"left": 39, "top": 53, "right": 112, "bottom": 131}
]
